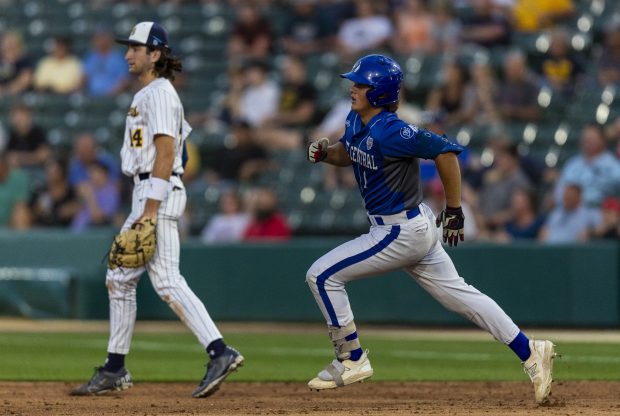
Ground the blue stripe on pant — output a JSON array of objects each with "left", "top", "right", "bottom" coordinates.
[{"left": 316, "top": 225, "right": 401, "bottom": 327}]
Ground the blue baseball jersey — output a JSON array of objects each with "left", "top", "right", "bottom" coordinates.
[{"left": 339, "top": 110, "right": 463, "bottom": 215}]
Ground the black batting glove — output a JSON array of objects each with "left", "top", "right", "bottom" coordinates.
[{"left": 435, "top": 206, "right": 465, "bottom": 247}]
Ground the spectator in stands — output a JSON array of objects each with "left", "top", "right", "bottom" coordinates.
[
  {"left": 497, "top": 187, "right": 545, "bottom": 241},
  {"left": 205, "top": 120, "right": 269, "bottom": 185},
  {"left": 201, "top": 189, "right": 250, "bottom": 243},
  {"left": 256, "top": 54, "right": 317, "bottom": 150},
  {"left": 0, "top": 121, "right": 6, "bottom": 152},
  {"left": 243, "top": 187, "right": 291, "bottom": 241},
  {"left": 430, "top": 0, "right": 462, "bottom": 54},
  {"left": 467, "top": 58, "right": 501, "bottom": 127},
  {"left": 0, "top": 30, "right": 33, "bottom": 97},
  {"left": 588, "top": 196, "right": 620, "bottom": 240},
  {"left": 554, "top": 123, "right": 620, "bottom": 208},
  {"left": 227, "top": 4, "right": 273, "bottom": 62},
  {"left": 280, "top": 0, "right": 334, "bottom": 56},
  {"left": 537, "top": 27, "right": 584, "bottom": 98},
  {"left": 68, "top": 132, "right": 119, "bottom": 187},
  {"left": 33, "top": 37, "right": 83, "bottom": 94},
  {"left": 425, "top": 59, "right": 477, "bottom": 127},
  {"left": 336, "top": 0, "right": 393, "bottom": 58},
  {"left": 459, "top": 0, "right": 511, "bottom": 49},
  {"left": 0, "top": 151, "right": 31, "bottom": 229},
  {"left": 31, "top": 157, "right": 79, "bottom": 227},
  {"left": 310, "top": 99, "right": 358, "bottom": 191},
  {"left": 81, "top": 26, "right": 130, "bottom": 97},
  {"left": 226, "top": 61, "right": 280, "bottom": 127},
  {"left": 496, "top": 49, "right": 541, "bottom": 122},
  {"left": 390, "top": 0, "right": 435, "bottom": 55},
  {"left": 6, "top": 102, "right": 49, "bottom": 169},
  {"left": 596, "top": 21, "right": 620, "bottom": 86},
  {"left": 511, "top": 0, "right": 574, "bottom": 33},
  {"left": 478, "top": 142, "right": 531, "bottom": 232},
  {"left": 539, "top": 183, "right": 601, "bottom": 243},
  {"left": 71, "top": 160, "right": 120, "bottom": 232}
]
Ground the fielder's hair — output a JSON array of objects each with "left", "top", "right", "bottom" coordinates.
[{"left": 148, "top": 47, "right": 182, "bottom": 81}]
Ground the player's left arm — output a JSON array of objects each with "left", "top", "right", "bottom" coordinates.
[
  {"left": 134, "top": 134, "right": 175, "bottom": 228},
  {"left": 380, "top": 122, "right": 466, "bottom": 245},
  {"left": 435, "top": 152, "right": 461, "bottom": 209},
  {"left": 435, "top": 151, "right": 466, "bottom": 246}
]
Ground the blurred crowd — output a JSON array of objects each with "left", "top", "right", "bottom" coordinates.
[{"left": 1, "top": 0, "right": 620, "bottom": 244}]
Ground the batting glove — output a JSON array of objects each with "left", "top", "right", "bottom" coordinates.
[
  {"left": 307, "top": 137, "right": 329, "bottom": 163},
  {"left": 435, "top": 206, "right": 465, "bottom": 247}
]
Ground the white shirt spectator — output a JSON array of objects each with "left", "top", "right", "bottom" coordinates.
[
  {"left": 201, "top": 213, "right": 251, "bottom": 243},
  {"left": 543, "top": 206, "right": 601, "bottom": 244},
  {"left": 240, "top": 79, "right": 280, "bottom": 127},
  {"left": 337, "top": 15, "right": 393, "bottom": 53}
]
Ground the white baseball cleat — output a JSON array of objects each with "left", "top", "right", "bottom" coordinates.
[
  {"left": 308, "top": 350, "right": 373, "bottom": 390},
  {"left": 523, "top": 340, "right": 556, "bottom": 404}
]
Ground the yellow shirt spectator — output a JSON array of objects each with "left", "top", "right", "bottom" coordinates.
[
  {"left": 512, "top": 0, "right": 574, "bottom": 33},
  {"left": 33, "top": 37, "right": 83, "bottom": 94}
]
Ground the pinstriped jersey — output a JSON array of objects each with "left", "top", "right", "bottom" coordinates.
[
  {"left": 120, "top": 77, "right": 191, "bottom": 176},
  {"left": 340, "top": 110, "right": 463, "bottom": 215}
]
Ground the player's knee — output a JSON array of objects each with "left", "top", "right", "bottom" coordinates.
[
  {"left": 305, "top": 267, "right": 318, "bottom": 287},
  {"left": 105, "top": 276, "right": 136, "bottom": 300}
]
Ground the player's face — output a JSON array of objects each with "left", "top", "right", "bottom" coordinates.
[
  {"left": 350, "top": 83, "right": 374, "bottom": 113},
  {"left": 124, "top": 45, "right": 157, "bottom": 75}
]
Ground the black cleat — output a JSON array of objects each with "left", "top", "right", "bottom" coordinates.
[
  {"left": 192, "top": 346, "right": 244, "bottom": 398},
  {"left": 71, "top": 366, "right": 133, "bottom": 396}
]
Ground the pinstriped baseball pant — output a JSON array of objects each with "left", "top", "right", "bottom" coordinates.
[
  {"left": 306, "top": 203, "right": 520, "bottom": 345},
  {"left": 106, "top": 177, "right": 222, "bottom": 354}
]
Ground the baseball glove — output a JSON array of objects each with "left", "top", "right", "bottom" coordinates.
[{"left": 108, "top": 218, "right": 157, "bottom": 269}]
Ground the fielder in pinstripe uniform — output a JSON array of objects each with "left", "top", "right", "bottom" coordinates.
[
  {"left": 72, "top": 22, "right": 243, "bottom": 398},
  {"left": 305, "top": 55, "right": 556, "bottom": 404}
]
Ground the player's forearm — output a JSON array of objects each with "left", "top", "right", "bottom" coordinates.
[
  {"left": 144, "top": 135, "right": 175, "bottom": 217},
  {"left": 435, "top": 152, "right": 462, "bottom": 208},
  {"left": 324, "top": 143, "right": 352, "bottom": 167}
]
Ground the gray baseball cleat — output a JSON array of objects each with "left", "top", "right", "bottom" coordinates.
[
  {"left": 70, "top": 366, "right": 133, "bottom": 396},
  {"left": 192, "top": 346, "right": 244, "bottom": 398}
]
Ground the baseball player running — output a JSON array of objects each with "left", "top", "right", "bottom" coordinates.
[
  {"left": 306, "top": 54, "right": 555, "bottom": 404},
  {"left": 71, "top": 22, "right": 243, "bottom": 398}
]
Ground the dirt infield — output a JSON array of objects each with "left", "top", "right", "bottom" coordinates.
[{"left": 2, "top": 381, "right": 620, "bottom": 416}]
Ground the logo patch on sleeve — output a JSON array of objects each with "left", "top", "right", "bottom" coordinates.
[
  {"left": 400, "top": 126, "right": 413, "bottom": 139},
  {"left": 400, "top": 124, "right": 419, "bottom": 139}
]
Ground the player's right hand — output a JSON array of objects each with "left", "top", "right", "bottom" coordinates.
[
  {"left": 435, "top": 206, "right": 465, "bottom": 247},
  {"left": 307, "top": 137, "right": 329, "bottom": 163}
]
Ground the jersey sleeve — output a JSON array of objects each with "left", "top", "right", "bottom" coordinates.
[
  {"left": 379, "top": 120, "right": 463, "bottom": 159},
  {"left": 145, "top": 89, "right": 180, "bottom": 138}
]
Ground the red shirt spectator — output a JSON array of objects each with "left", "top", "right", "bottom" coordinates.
[{"left": 243, "top": 188, "right": 291, "bottom": 241}]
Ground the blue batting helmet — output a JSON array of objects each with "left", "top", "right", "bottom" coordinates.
[{"left": 340, "top": 54, "right": 403, "bottom": 107}]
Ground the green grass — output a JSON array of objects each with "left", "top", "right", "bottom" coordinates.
[{"left": 1, "top": 332, "right": 619, "bottom": 382}]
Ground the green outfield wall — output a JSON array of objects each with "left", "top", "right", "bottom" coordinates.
[{"left": 0, "top": 230, "right": 618, "bottom": 326}]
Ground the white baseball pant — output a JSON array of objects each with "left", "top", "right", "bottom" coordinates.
[
  {"left": 106, "top": 176, "right": 222, "bottom": 354},
  {"left": 306, "top": 203, "right": 520, "bottom": 344}
]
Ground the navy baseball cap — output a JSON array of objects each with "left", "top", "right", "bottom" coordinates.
[{"left": 116, "top": 21, "right": 170, "bottom": 50}]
